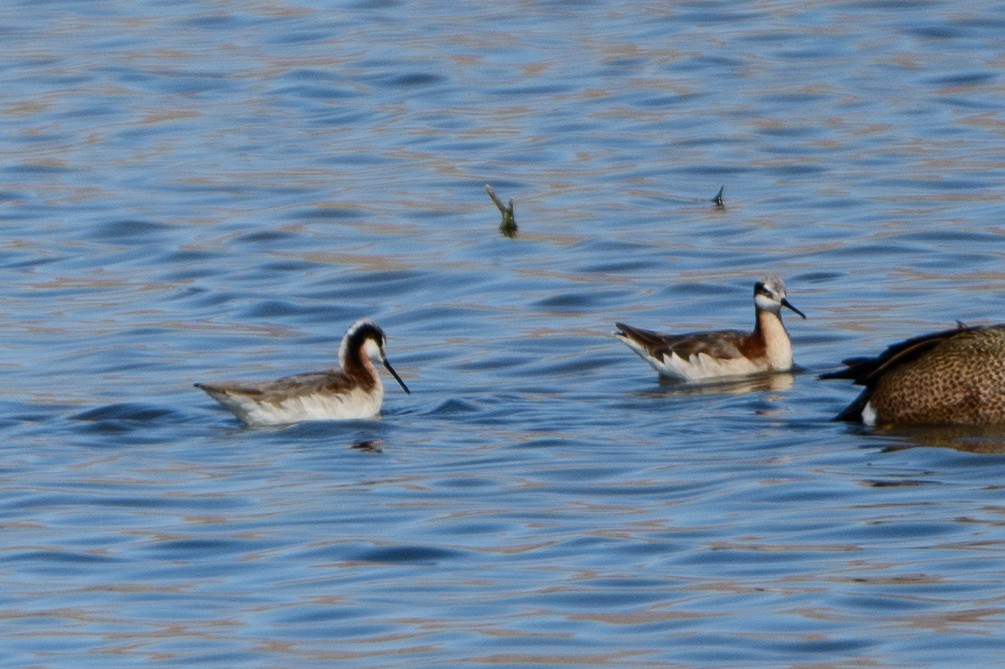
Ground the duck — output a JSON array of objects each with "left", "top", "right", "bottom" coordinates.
[{"left": 821, "top": 324, "right": 1005, "bottom": 426}]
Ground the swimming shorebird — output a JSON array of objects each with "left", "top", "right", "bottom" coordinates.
[
  {"left": 821, "top": 324, "right": 1005, "bottom": 426},
  {"left": 195, "top": 319, "right": 410, "bottom": 426},
  {"left": 614, "top": 276, "right": 806, "bottom": 382}
]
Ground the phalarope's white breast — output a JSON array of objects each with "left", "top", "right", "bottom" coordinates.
[
  {"left": 821, "top": 324, "right": 1005, "bottom": 426},
  {"left": 615, "top": 276, "right": 806, "bottom": 382},
  {"left": 195, "top": 319, "right": 410, "bottom": 426}
]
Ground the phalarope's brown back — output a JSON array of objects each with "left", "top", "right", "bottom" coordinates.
[
  {"left": 195, "top": 319, "right": 410, "bottom": 426},
  {"left": 821, "top": 324, "right": 1005, "bottom": 426},
  {"left": 615, "top": 276, "right": 805, "bottom": 382}
]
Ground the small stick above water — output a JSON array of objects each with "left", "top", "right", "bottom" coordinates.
[
  {"left": 712, "top": 185, "right": 725, "bottom": 210},
  {"left": 485, "top": 184, "right": 517, "bottom": 238}
]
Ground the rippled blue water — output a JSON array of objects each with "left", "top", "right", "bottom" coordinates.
[{"left": 3, "top": 1, "right": 1005, "bottom": 666}]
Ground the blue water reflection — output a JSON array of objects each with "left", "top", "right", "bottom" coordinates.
[{"left": 3, "top": 0, "right": 1005, "bottom": 667}]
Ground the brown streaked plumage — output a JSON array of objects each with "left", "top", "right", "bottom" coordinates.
[
  {"left": 195, "top": 319, "right": 410, "bottom": 427},
  {"left": 821, "top": 324, "right": 1005, "bottom": 426},
  {"left": 614, "top": 276, "right": 805, "bottom": 382}
]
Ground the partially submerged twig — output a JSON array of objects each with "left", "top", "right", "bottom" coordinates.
[
  {"left": 712, "top": 185, "right": 725, "bottom": 210},
  {"left": 485, "top": 184, "right": 517, "bottom": 238}
]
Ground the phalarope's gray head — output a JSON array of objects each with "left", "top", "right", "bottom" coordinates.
[
  {"left": 821, "top": 323, "right": 1005, "bottom": 426},
  {"left": 196, "top": 319, "right": 410, "bottom": 427},
  {"left": 614, "top": 275, "right": 805, "bottom": 383}
]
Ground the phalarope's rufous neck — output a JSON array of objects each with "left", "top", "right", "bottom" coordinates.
[
  {"left": 821, "top": 323, "right": 1005, "bottom": 426},
  {"left": 615, "top": 276, "right": 805, "bottom": 382},
  {"left": 195, "top": 319, "right": 410, "bottom": 427}
]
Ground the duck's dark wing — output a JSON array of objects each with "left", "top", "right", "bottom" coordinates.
[{"left": 819, "top": 325, "right": 972, "bottom": 386}]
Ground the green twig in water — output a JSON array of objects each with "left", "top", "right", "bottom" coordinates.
[{"left": 485, "top": 184, "right": 517, "bottom": 237}]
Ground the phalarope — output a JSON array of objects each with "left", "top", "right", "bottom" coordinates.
[
  {"left": 615, "top": 276, "right": 806, "bottom": 382},
  {"left": 821, "top": 324, "right": 1005, "bottom": 426},
  {"left": 195, "top": 319, "right": 410, "bottom": 426}
]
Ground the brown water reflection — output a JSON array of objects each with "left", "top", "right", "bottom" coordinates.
[{"left": 877, "top": 424, "right": 1005, "bottom": 455}]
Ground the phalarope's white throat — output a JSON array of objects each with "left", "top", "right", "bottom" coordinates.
[
  {"left": 615, "top": 276, "right": 806, "bottom": 382},
  {"left": 195, "top": 319, "right": 410, "bottom": 426},
  {"left": 821, "top": 324, "right": 1005, "bottom": 426}
]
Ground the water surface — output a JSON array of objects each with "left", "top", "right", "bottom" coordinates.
[{"left": 3, "top": 1, "right": 1005, "bottom": 667}]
